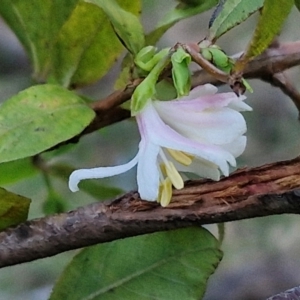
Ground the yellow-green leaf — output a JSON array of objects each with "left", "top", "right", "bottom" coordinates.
[
  {"left": 85, "top": 0, "right": 144, "bottom": 55},
  {"left": 0, "top": 84, "right": 95, "bottom": 163},
  {"left": 0, "top": 0, "right": 78, "bottom": 81},
  {"left": 236, "top": 0, "right": 293, "bottom": 71},
  {"left": 50, "top": 0, "right": 141, "bottom": 87},
  {"left": 50, "top": 227, "right": 223, "bottom": 300},
  {"left": 0, "top": 188, "right": 31, "bottom": 231}
]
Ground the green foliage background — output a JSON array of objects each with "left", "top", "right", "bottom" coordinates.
[{"left": 0, "top": 0, "right": 300, "bottom": 299}]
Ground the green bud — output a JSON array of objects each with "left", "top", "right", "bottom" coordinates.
[
  {"left": 171, "top": 47, "right": 191, "bottom": 97},
  {"left": 201, "top": 48, "right": 213, "bottom": 61},
  {"left": 135, "top": 47, "right": 170, "bottom": 72},
  {"left": 201, "top": 45, "right": 234, "bottom": 73},
  {"left": 209, "top": 47, "right": 231, "bottom": 69},
  {"left": 134, "top": 46, "right": 157, "bottom": 71},
  {"left": 131, "top": 53, "right": 171, "bottom": 115}
]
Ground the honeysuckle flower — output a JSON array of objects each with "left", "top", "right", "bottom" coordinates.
[{"left": 69, "top": 84, "right": 252, "bottom": 206}]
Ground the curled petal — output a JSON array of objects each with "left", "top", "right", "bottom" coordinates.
[{"left": 69, "top": 154, "right": 139, "bottom": 192}]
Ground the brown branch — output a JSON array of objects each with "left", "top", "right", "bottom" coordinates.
[
  {"left": 1, "top": 156, "right": 300, "bottom": 268},
  {"left": 263, "top": 72, "right": 300, "bottom": 117},
  {"left": 192, "top": 41, "right": 300, "bottom": 86}
]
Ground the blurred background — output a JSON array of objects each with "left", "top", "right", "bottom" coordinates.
[{"left": 1, "top": 1, "right": 300, "bottom": 299}]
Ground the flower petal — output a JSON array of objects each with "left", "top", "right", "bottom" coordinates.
[
  {"left": 69, "top": 154, "right": 139, "bottom": 192},
  {"left": 179, "top": 84, "right": 217, "bottom": 101},
  {"left": 174, "top": 157, "right": 221, "bottom": 181},
  {"left": 221, "top": 136, "right": 247, "bottom": 158},
  {"left": 155, "top": 106, "right": 247, "bottom": 145},
  {"left": 228, "top": 97, "right": 252, "bottom": 111},
  {"left": 140, "top": 102, "right": 235, "bottom": 175},
  {"left": 135, "top": 131, "right": 160, "bottom": 201}
]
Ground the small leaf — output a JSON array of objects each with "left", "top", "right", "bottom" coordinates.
[
  {"left": 146, "top": 0, "right": 217, "bottom": 45},
  {"left": 0, "top": 188, "right": 31, "bottom": 231},
  {"left": 0, "top": 84, "right": 95, "bottom": 163},
  {"left": 235, "top": 0, "right": 294, "bottom": 71},
  {"left": 50, "top": 227, "right": 223, "bottom": 300},
  {"left": 85, "top": 0, "right": 144, "bottom": 55},
  {"left": 0, "top": 158, "right": 37, "bottom": 185},
  {"left": 208, "top": 0, "right": 264, "bottom": 41}
]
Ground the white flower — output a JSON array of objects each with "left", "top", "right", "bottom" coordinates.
[{"left": 69, "top": 84, "right": 252, "bottom": 206}]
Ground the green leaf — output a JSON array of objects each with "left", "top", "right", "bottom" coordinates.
[
  {"left": 50, "top": 0, "right": 141, "bottom": 87},
  {"left": 50, "top": 164, "right": 123, "bottom": 200},
  {"left": 43, "top": 191, "right": 67, "bottom": 215},
  {"left": 146, "top": 0, "right": 218, "bottom": 45},
  {"left": 295, "top": 0, "right": 300, "bottom": 11},
  {"left": 208, "top": 0, "right": 264, "bottom": 41},
  {"left": 0, "top": 0, "right": 78, "bottom": 81},
  {"left": 238, "top": 0, "right": 293, "bottom": 67},
  {"left": 0, "top": 158, "right": 37, "bottom": 185},
  {"left": 50, "top": 227, "right": 223, "bottom": 300},
  {"left": 85, "top": 0, "right": 144, "bottom": 55},
  {"left": 0, "top": 187, "right": 31, "bottom": 231},
  {"left": 0, "top": 84, "right": 95, "bottom": 163}
]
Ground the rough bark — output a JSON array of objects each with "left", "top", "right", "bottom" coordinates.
[{"left": 1, "top": 156, "right": 300, "bottom": 268}]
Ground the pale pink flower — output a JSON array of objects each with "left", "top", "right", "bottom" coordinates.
[{"left": 69, "top": 84, "right": 251, "bottom": 206}]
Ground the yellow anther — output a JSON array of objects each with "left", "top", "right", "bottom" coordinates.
[
  {"left": 167, "top": 149, "right": 193, "bottom": 166},
  {"left": 159, "top": 178, "right": 172, "bottom": 207},
  {"left": 165, "top": 161, "right": 184, "bottom": 190},
  {"left": 160, "top": 163, "right": 167, "bottom": 177}
]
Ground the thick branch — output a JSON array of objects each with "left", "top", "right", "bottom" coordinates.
[{"left": 1, "top": 156, "right": 300, "bottom": 268}]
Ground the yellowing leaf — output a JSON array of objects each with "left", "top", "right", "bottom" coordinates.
[
  {"left": 0, "top": 84, "right": 95, "bottom": 163},
  {"left": 50, "top": 0, "right": 141, "bottom": 87},
  {"left": 0, "top": 0, "right": 78, "bottom": 81},
  {"left": 0, "top": 188, "right": 31, "bottom": 231},
  {"left": 85, "top": 0, "right": 144, "bottom": 55},
  {"left": 236, "top": 0, "right": 293, "bottom": 71}
]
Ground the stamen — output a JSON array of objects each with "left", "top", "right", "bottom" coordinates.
[
  {"left": 159, "top": 163, "right": 167, "bottom": 177},
  {"left": 159, "top": 178, "right": 172, "bottom": 207},
  {"left": 167, "top": 149, "right": 193, "bottom": 166},
  {"left": 165, "top": 161, "right": 184, "bottom": 190}
]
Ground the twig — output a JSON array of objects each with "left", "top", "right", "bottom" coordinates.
[
  {"left": 1, "top": 156, "right": 300, "bottom": 268},
  {"left": 49, "top": 41, "right": 300, "bottom": 152},
  {"left": 264, "top": 72, "right": 300, "bottom": 118}
]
